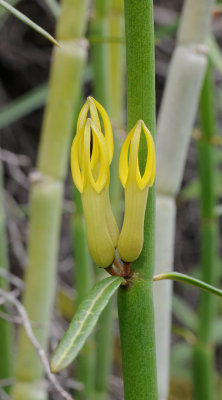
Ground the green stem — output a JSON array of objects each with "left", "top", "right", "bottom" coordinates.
[
  {"left": 107, "top": 0, "right": 124, "bottom": 222},
  {"left": 193, "top": 61, "right": 217, "bottom": 400},
  {"left": 118, "top": 1, "right": 157, "bottom": 399},
  {"left": 154, "top": 1, "right": 214, "bottom": 398},
  {"left": 90, "top": 0, "right": 110, "bottom": 107},
  {"left": 0, "top": 161, "right": 13, "bottom": 394},
  {"left": 73, "top": 189, "right": 94, "bottom": 400},
  {"left": 90, "top": 2, "right": 123, "bottom": 399},
  {"left": 12, "top": 1, "right": 89, "bottom": 399}
]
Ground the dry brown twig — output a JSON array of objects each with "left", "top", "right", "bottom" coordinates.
[{"left": 0, "top": 289, "right": 74, "bottom": 400}]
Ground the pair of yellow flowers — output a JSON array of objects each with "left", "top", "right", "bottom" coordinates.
[{"left": 71, "top": 97, "right": 156, "bottom": 271}]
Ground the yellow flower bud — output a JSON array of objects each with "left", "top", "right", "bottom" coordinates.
[
  {"left": 118, "top": 120, "right": 156, "bottom": 263},
  {"left": 76, "top": 96, "right": 113, "bottom": 165},
  {"left": 71, "top": 114, "right": 119, "bottom": 268},
  {"left": 75, "top": 96, "right": 119, "bottom": 247}
]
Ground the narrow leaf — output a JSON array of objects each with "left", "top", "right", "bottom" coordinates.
[
  {"left": 207, "top": 34, "right": 222, "bottom": 75},
  {"left": 0, "top": 83, "right": 48, "bottom": 130},
  {"left": 0, "top": 0, "right": 60, "bottom": 47},
  {"left": 173, "top": 294, "right": 197, "bottom": 332},
  {"left": 171, "top": 342, "right": 192, "bottom": 379},
  {"left": 51, "top": 276, "right": 124, "bottom": 372},
  {"left": 180, "top": 174, "right": 222, "bottom": 201},
  {"left": 154, "top": 272, "right": 222, "bottom": 298},
  {"left": 45, "top": 0, "right": 60, "bottom": 18},
  {"left": 212, "top": 317, "right": 222, "bottom": 345}
]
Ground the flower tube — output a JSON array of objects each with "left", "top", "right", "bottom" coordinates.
[
  {"left": 71, "top": 117, "right": 118, "bottom": 267},
  {"left": 118, "top": 120, "right": 156, "bottom": 263}
]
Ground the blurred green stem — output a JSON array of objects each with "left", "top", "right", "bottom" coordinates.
[
  {"left": 117, "top": 1, "right": 157, "bottom": 399},
  {"left": 0, "top": 161, "right": 12, "bottom": 394},
  {"left": 91, "top": 1, "right": 124, "bottom": 399},
  {"left": 193, "top": 61, "right": 217, "bottom": 400},
  {"left": 154, "top": 0, "right": 214, "bottom": 398},
  {"left": 12, "top": 1, "right": 89, "bottom": 399},
  {"left": 72, "top": 189, "right": 94, "bottom": 400},
  {"left": 91, "top": 0, "right": 110, "bottom": 106}
]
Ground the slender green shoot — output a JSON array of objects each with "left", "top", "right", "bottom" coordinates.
[
  {"left": 0, "top": 0, "right": 60, "bottom": 47},
  {"left": 154, "top": 272, "right": 222, "bottom": 298}
]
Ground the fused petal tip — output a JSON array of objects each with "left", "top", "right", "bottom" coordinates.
[{"left": 119, "top": 120, "right": 156, "bottom": 190}]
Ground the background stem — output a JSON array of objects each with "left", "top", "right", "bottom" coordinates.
[
  {"left": 12, "top": 1, "right": 89, "bottom": 399},
  {"left": 117, "top": 1, "right": 157, "bottom": 399},
  {"left": 91, "top": 2, "right": 124, "bottom": 399},
  {"left": 154, "top": 0, "right": 214, "bottom": 398},
  {"left": 72, "top": 189, "right": 94, "bottom": 400},
  {"left": 0, "top": 161, "right": 13, "bottom": 394},
  {"left": 193, "top": 61, "right": 217, "bottom": 400}
]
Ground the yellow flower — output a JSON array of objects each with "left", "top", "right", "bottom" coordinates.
[
  {"left": 117, "top": 120, "right": 156, "bottom": 263},
  {"left": 71, "top": 101, "right": 119, "bottom": 268}
]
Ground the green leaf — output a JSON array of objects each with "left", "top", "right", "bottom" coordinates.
[
  {"left": 0, "top": 0, "right": 60, "bottom": 47},
  {"left": 171, "top": 341, "right": 192, "bottom": 378},
  {"left": 207, "top": 34, "right": 222, "bottom": 75},
  {"left": 45, "top": 0, "right": 60, "bottom": 18},
  {"left": 180, "top": 178, "right": 200, "bottom": 201},
  {"left": 212, "top": 317, "right": 222, "bottom": 345},
  {"left": 181, "top": 173, "right": 222, "bottom": 201},
  {"left": 51, "top": 276, "right": 124, "bottom": 372},
  {"left": 173, "top": 294, "right": 197, "bottom": 332},
  {"left": 154, "top": 272, "right": 222, "bottom": 298},
  {"left": 155, "top": 19, "right": 179, "bottom": 41},
  {"left": 0, "top": 83, "right": 48, "bottom": 130}
]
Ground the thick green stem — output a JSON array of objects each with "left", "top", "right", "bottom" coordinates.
[
  {"left": 118, "top": 1, "right": 157, "bottom": 399},
  {"left": 12, "top": 1, "right": 89, "bottom": 399},
  {"left": 193, "top": 62, "right": 217, "bottom": 400},
  {"left": 0, "top": 161, "right": 13, "bottom": 394}
]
